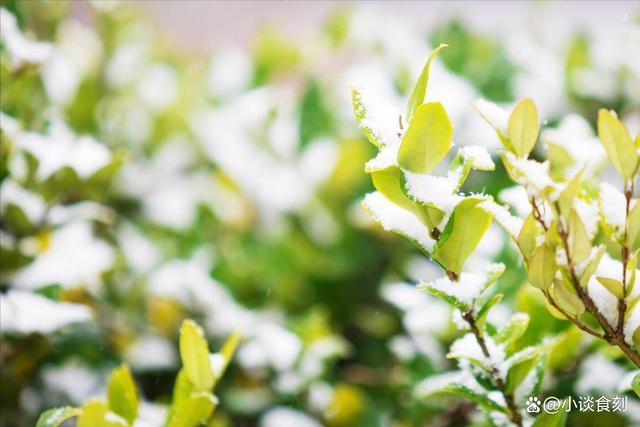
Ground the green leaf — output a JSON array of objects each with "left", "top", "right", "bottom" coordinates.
[
  {"left": 505, "top": 350, "right": 539, "bottom": 394},
  {"left": 107, "top": 365, "right": 138, "bottom": 425},
  {"left": 211, "top": 331, "right": 240, "bottom": 388},
  {"left": 579, "top": 245, "right": 605, "bottom": 287},
  {"left": 36, "top": 407, "right": 82, "bottom": 427},
  {"left": 597, "top": 109, "right": 638, "bottom": 179},
  {"left": 406, "top": 44, "right": 447, "bottom": 123},
  {"left": 568, "top": 209, "right": 591, "bottom": 264},
  {"left": 556, "top": 169, "right": 584, "bottom": 220},
  {"left": 172, "top": 369, "right": 196, "bottom": 406},
  {"left": 549, "top": 279, "right": 584, "bottom": 317},
  {"left": 518, "top": 214, "right": 543, "bottom": 261},
  {"left": 444, "top": 383, "right": 507, "bottom": 413},
  {"left": 627, "top": 201, "right": 640, "bottom": 252},
  {"left": 371, "top": 166, "right": 416, "bottom": 212},
  {"left": 179, "top": 319, "right": 214, "bottom": 392},
  {"left": 421, "top": 285, "right": 467, "bottom": 310},
  {"left": 528, "top": 244, "right": 556, "bottom": 290},
  {"left": 531, "top": 401, "right": 569, "bottom": 427},
  {"left": 632, "top": 373, "right": 640, "bottom": 398},
  {"left": 508, "top": 98, "right": 539, "bottom": 157},
  {"left": 397, "top": 102, "right": 453, "bottom": 174},
  {"left": 166, "top": 392, "right": 217, "bottom": 427},
  {"left": 596, "top": 277, "right": 624, "bottom": 299},
  {"left": 78, "top": 400, "right": 127, "bottom": 427},
  {"left": 432, "top": 197, "right": 492, "bottom": 274},
  {"left": 495, "top": 313, "right": 529, "bottom": 344},
  {"left": 476, "top": 294, "right": 504, "bottom": 332}
]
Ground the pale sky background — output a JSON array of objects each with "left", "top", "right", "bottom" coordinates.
[{"left": 75, "top": 1, "right": 638, "bottom": 53}]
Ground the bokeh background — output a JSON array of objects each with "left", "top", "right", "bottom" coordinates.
[{"left": 1, "top": 1, "right": 639, "bottom": 426}]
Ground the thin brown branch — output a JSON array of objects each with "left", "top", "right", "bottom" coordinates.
[{"left": 462, "top": 311, "right": 523, "bottom": 427}]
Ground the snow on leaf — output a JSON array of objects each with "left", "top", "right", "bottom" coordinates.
[{"left": 362, "top": 191, "right": 435, "bottom": 253}]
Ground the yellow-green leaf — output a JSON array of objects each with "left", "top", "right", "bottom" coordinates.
[
  {"left": 568, "top": 209, "right": 591, "bottom": 264},
  {"left": 597, "top": 109, "right": 638, "bottom": 179},
  {"left": 36, "top": 407, "right": 82, "bottom": 427},
  {"left": 397, "top": 102, "right": 452, "bottom": 174},
  {"left": 432, "top": 197, "right": 492, "bottom": 274},
  {"left": 508, "top": 99, "right": 539, "bottom": 157},
  {"left": 627, "top": 201, "right": 640, "bottom": 252},
  {"left": 179, "top": 319, "right": 214, "bottom": 392},
  {"left": 406, "top": 44, "right": 447, "bottom": 124},
  {"left": 579, "top": 245, "right": 605, "bottom": 287},
  {"left": 351, "top": 86, "right": 400, "bottom": 148},
  {"left": 518, "top": 214, "right": 543, "bottom": 261},
  {"left": 371, "top": 166, "right": 416, "bottom": 212},
  {"left": 549, "top": 279, "right": 585, "bottom": 317},
  {"left": 557, "top": 169, "right": 584, "bottom": 220},
  {"left": 77, "top": 400, "right": 127, "bottom": 427},
  {"left": 528, "top": 244, "right": 556, "bottom": 290},
  {"left": 166, "top": 392, "right": 217, "bottom": 427},
  {"left": 107, "top": 365, "right": 138, "bottom": 425},
  {"left": 596, "top": 277, "right": 624, "bottom": 299}
]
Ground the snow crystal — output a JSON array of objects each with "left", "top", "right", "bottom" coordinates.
[
  {"left": 461, "top": 145, "right": 495, "bottom": 170},
  {"left": 362, "top": 191, "right": 435, "bottom": 252},
  {"left": 479, "top": 200, "right": 523, "bottom": 238},
  {"left": 260, "top": 407, "right": 322, "bottom": 427},
  {"left": 600, "top": 182, "right": 627, "bottom": 236},
  {"left": 364, "top": 144, "right": 399, "bottom": 171},
  {"left": 351, "top": 84, "right": 403, "bottom": 148},
  {"left": 504, "top": 152, "right": 555, "bottom": 194},
  {"left": 0, "top": 290, "right": 91, "bottom": 334},
  {"left": 12, "top": 221, "right": 115, "bottom": 290},
  {"left": 472, "top": 98, "right": 509, "bottom": 135},
  {"left": 401, "top": 169, "right": 462, "bottom": 214},
  {"left": 420, "top": 263, "right": 505, "bottom": 307}
]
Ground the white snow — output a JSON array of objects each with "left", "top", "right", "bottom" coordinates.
[
  {"left": 351, "top": 84, "right": 403, "bottom": 148},
  {"left": 624, "top": 302, "right": 640, "bottom": 346},
  {"left": 503, "top": 152, "right": 555, "bottom": 194},
  {"left": 498, "top": 186, "right": 532, "bottom": 217},
  {"left": 362, "top": 191, "right": 435, "bottom": 252},
  {"left": 206, "top": 46, "right": 252, "bottom": 99},
  {"left": 461, "top": 145, "right": 495, "bottom": 170},
  {"left": 449, "top": 332, "right": 505, "bottom": 369},
  {"left": 125, "top": 335, "right": 177, "bottom": 371},
  {"left": 0, "top": 8, "right": 53, "bottom": 65},
  {"left": 541, "top": 114, "right": 606, "bottom": 175},
  {"left": 137, "top": 63, "right": 179, "bottom": 111},
  {"left": 260, "top": 407, "right": 322, "bottom": 427},
  {"left": 479, "top": 199, "right": 524, "bottom": 238},
  {"left": 12, "top": 221, "right": 115, "bottom": 290},
  {"left": 14, "top": 119, "right": 111, "bottom": 181},
  {"left": 472, "top": 98, "right": 509, "bottom": 136},
  {"left": 574, "top": 197, "right": 599, "bottom": 240},
  {"left": 401, "top": 169, "right": 462, "bottom": 214},
  {"left": 0, "top": 290, "right": 91, "bottom": 334},
  {"left": 0, "top": 179, "right": 47, "bottom": 223},
  {"left": 600, "top": 182, "right": 627, "bottom": 237},
  {"left": 420, "top": 263, "right": 505, "bottom": 307},
  {"left": 576, "top": 353, "right": 626, "bottom": 394}
]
